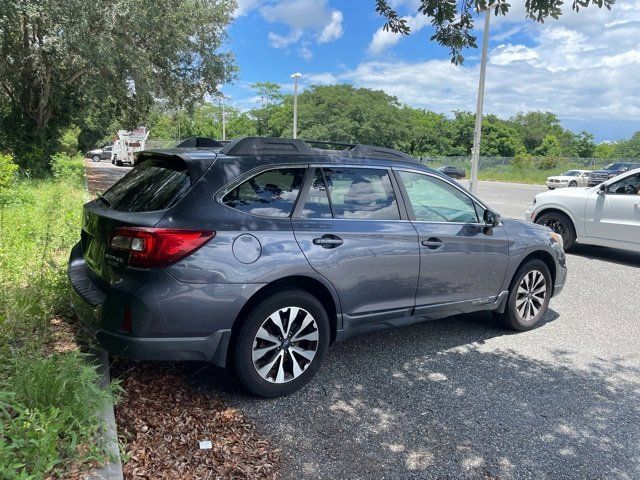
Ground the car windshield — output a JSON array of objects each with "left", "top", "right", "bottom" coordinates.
[
  {"left": 604, "top": 163, "right": 623, "bottom": 170},
  {"left": 561, "top": 171, "right": 580, "bottom": 176}
]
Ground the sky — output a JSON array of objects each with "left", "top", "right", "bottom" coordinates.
[{"left": 223, "top": 0, "right": 640, "bottom": 142}]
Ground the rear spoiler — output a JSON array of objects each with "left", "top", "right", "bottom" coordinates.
[{"left": 134, "top": 150, "right": 218, "bottom": 184}]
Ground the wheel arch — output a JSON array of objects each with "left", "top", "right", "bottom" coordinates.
[
  {"left": 510, "top": 250, "right": 557, "bottom": 293},
  {"left": 227, "top": 275, "right": 341, "bottom": 365}
]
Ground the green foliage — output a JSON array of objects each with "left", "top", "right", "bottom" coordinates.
[
  {"left": 533, "top": 134, "right": 563, "bottom": 157},
  {"left": 594, "top": 142, "right": 617, "bottom": 158},
  {"left": 1, "top": 353, "right": 117, "bottom": 479},
  {"left": 58, "top": 126, "right": 81, "bottom": 156},
  {"left": 0, "top": 0, "right": 236, "bottom": 172},
  {"left": 375, "top": 0, "right": 613, "bottom": 65},
  {"left": 51, "top": 153, "right": 84, "bottom": 184},
  {"left": 0, "top": 176, "right": 116, "bottom": 478},
  {"left": 614, "top": 131, "right": 640, "bottom": 157},
  {"left": 512, "top": 153, "right": 534, "bottom": 171},
  {"left": 0, "top": 154, "right": 18, "bottom": 206}
]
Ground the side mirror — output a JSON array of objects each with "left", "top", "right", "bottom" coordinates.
[
  {"left": 598, "top": 183, "right": 606, "bottom": 195},
  {"left": 483, "top": 209, "right": 500, "bottom": 233}
]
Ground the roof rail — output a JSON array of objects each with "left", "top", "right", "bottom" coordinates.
[
  {"left": 220, "top": 137, "right": 418, "bottom": 163},
  {"left": 220, "top": 137, "right": 313, "bottom": 156}
]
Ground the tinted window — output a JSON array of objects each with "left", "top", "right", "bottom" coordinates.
[
  {"left": 313, "top": 168, "right": 400, "bottom": 220},
  {"left": 399, "top": 171, "right": 479, "bottom": 223},
  {"left": 562, "top": 171, "right": 579, "bottom": 176},
  {"left": 102, "top": 159, "right": 191, "bottom": 212},
  {"left": 301, "top": 168, "right": 332, "bottom": 218},
  {"left": 222, "top": 168, "right": 306, "bottom": 217},
  {"left": 606, "top": 173, "right": 640, "bottom": 195}
]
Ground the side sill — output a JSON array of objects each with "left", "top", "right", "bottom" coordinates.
[{"left": 335, "top": 291, "right": 509, "bottom": 342}]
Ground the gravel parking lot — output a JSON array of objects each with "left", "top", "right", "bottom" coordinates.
[{"left": 89, "top": 160, "right": 640, "bottom": 479}]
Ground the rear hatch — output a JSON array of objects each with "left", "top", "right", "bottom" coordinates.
[{"left": 81, "top": 153, "right": 214, "bottom": 285}]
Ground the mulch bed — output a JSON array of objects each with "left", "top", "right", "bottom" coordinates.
[{"left": 112, "top": 363, "right": 280, "bottom": 479}]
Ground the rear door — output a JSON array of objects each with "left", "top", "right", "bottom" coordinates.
[
  {"left": 394, "top": 169, "right": 509, "bottom": 308},
  {"left": 292, "top": 166, "right": 420, "bottom": 325},
  {"left": 81, "top": 156, "right": 204, "bottom": 284}
]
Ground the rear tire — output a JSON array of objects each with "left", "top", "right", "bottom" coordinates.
[
  {"left": 568, "top": 180, "right": 577, "bottom": 187},
  {"left": 92, "top": 154, "right": 101, "bottom": 162},
  {"left": 495, "top": 259, "right": 552, "bottom": 331},
  {"left": 535, "top": 211, "right": 576, "bottom": 250},
  {"left": 233, "top": 289, "right": 330, "bottom": 398},
  {"left": 115, "top": 157, "right": 123, "bottom": 166}
]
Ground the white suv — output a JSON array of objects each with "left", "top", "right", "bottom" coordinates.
[{"left": 527, "top": 168, "right": 640, "bottom": 251}]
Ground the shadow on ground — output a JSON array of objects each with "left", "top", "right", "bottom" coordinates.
[
  {"left": 569, "top": 244, "right": 640, "bottom": 268},
  {"left": 171, "top": 311, "right": 640, "bottom": 479}
]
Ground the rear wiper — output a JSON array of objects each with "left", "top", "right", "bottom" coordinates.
[{"left": 96, "top": 193, "right": 111, "bottom": 207}]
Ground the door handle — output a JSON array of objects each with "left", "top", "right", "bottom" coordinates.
[
  {"left": 421, "top": 237, "right": 444, "bottom": 250},
  {"left": 313, "top": 235, "right": 344, "bottom": 249}
]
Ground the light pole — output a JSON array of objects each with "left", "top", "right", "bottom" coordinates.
[
  {"left": 222, "top": 103, "right": 226, "bottom": 141},
  {"left": 291, "top": 72, "right": 302, "bottom": 139},
  {"left": 470, "top": 6, "right": 492, "bottom": 194}
]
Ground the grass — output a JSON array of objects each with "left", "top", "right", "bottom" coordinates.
[{"left": 0, "top": 155, "right": 118, "bottom": 479}]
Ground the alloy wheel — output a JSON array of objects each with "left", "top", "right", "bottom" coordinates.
[
  {"left": 515, "top": 270, "right": 546, "bottom": 322},
  {"left": 252, "top": 307, "right": 319, "bottom": 384}
]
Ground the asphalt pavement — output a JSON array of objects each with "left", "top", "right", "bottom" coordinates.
[{"left": 88, "top": 160, "right": 640, "bottom": 479}]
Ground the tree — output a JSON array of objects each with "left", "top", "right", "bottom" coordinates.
[
  {"left": 295, "top": 85, "right": 406, "bottom": 148},
  {"left": 593, "top": 142, "right": 617, "bottom": 159},
  {"left": 574, "top": 131, "right": 596, "bottom": 158},
  {"left": 481, "top": 116, "right": 525, "bottom": 157},
  {"left": 533, "top": 134, "right": 563, "bottom": 157},
  {"left": 0, "top": 0, "right": 236, "bottom": 173},
  {"left": 614, "top": 132, "right": 640, "bottom": 158},
  {"left": 375, "top": 0, "right": 614, "bottom": 64}
]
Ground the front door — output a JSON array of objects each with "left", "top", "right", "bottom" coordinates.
[
  {"left": 585, "top": 172, "right": 640, "bottom": 246},
  {"left": 395, "top": 169, "right": 509, "bottom": 308},
  {"left": 292, "top": 166, "right": 420, "bottom": 326}
]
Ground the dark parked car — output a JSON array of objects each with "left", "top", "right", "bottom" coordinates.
[
  {"left": 437, "top": 165, "right": 466, "bottom": 179},
  {"left": 69, "top": 137, "right": 566, "bottom": 397},
  {"left": 86, "top": 145, "right": 113, "bottom": 162},
  {"left": 588, "top": 162, "right": 640, "bottom": 186}
]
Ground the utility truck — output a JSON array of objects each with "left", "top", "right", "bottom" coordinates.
[{"left": 111, "top": 127, "right": 149, "bottom": 166}]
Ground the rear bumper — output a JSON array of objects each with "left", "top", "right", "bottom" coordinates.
[{"left": 67, "top": 244, "right": 237, "bottom": 366}]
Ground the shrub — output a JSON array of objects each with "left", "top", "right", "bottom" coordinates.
[
  {"left": 512, "top": 153, "right": 533, "bottom": 171},
  {"left": 51, "top": 153, "right": 84, "bottom": 185},
  {"left": 0, "top": 154, "right": 18, "bottom": 206},
  {"left": 58, "top": 126, "right": 81, "bottom": 157}
]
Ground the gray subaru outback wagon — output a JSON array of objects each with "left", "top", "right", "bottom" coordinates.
[{"left": 69, "top": 137, "right": 567, "bottom": 397}]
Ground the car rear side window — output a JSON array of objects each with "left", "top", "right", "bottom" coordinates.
[
  {"left": 101, "top": 159, "right": 192, "bottom": 212},
  {"left": 222, "top": 168, "right": 306, "bottom": 217},
  {"left": 303, "top": 167, "right": 400, "bottom": 220}
]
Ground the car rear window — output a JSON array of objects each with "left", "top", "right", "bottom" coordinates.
[{"left": 101, "top": 159, "right": 192, "bottom": 212}]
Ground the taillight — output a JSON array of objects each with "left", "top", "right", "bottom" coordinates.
[{"left": 109, "top": 227, "right": 215, "bottom": 268}]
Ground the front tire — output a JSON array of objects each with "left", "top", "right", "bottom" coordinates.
[
  {"left": 233, "top": 289, "right": 330, "bottom": 397},
  {"left": 92, "top": 154, "right": 101, "bottom": 162},
  {"left": 568, "top": 180, "right": 577, "bottom": 187},
  {"left": 495, "top": 259, "right": 552, "bottom": 331},
  {"left": 535, "top": 211, "right": 576, "bottom": 250}
]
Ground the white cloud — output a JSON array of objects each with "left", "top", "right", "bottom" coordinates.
[
  {"left": 268, "top": 30, "right": 302, "bottom": 48},
  {"left": 233, "top": 0, "right": 261, "bottom": 18},
  {"left": 368, "top": 13, "right": 430, "bottom": 55},
  {"left": 308, "top": 1, "right": 640, "bottom": 125},
  {"left": 300, "top": 44, "right": 314, "bottom": 61},
  {"left": 318, "top": 10, "right": 344, "bottom": 43}
]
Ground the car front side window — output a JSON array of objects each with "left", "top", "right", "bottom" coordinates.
[
  {"left": 606, "top": 173, "right": 640, "bottom": 195},
  {"left": 399, "top": 171, "right": 479, "bottom": 223}
]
